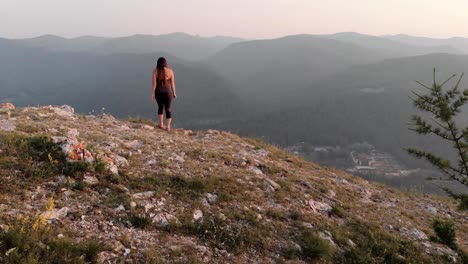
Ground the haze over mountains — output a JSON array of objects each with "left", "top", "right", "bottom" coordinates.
[
  {"left": 11, "top": 32, "right": 244, "bottom": 61},
  {"left": 384, "top": 34, "right": 468, "bottom": 54},
  {"left": 2, "top": 31, "right": 468, "bottom": 192}
]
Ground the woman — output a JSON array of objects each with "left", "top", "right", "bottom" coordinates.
[{"left": 152, "top": 57, "right": 177, "bottom": 131}]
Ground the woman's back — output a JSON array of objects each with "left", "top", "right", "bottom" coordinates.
[{"left": 155, "top": 67, "right": 173, "bottom": 91}]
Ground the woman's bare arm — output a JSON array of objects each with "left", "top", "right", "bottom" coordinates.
[
  {"left": 171, "top": 70, "right": 177, "bottom": 98},
  {"left": 151, "top": 70, "right": 156, "bottom": 100}
]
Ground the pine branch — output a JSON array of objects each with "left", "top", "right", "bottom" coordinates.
[
  {"left": 440, "top": 74, "right": 458, "bottom": 87},
  {"left": 408, "top": 70, "right": 468, "bottom": 188}
]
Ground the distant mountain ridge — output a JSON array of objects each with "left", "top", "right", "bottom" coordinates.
[
  {"left": 11, "top": 34, "right": 111, "bottom": 52},
  {"left": 319, "top": 32, "right": 462, "bottom": 56},
  {"left": 384, "top": 34, "right": 468, "bottom": 53},
  {"left": 10, "top": 33, "right": 245, "bottom": 61}
]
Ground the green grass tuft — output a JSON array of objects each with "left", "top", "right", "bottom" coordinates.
[
  {"left": 296, "top": 228, "right": 333, "bottom": 259},
  {"left": 431, "top": 218, "right": 457, "bottom": 249},
  {"left": 72, "top": 181, "right": 87, "bottom": 191},
  {"left": 335, "top": 220, "right": 437, "bottom": 264},
  {"left": 331, "top": 205, "right": 346, "bottom": 218},
  {"left": 458, "top": 195, "right": 468, "bottom": 211},
  {"left": 129, "top": 214, "right": 152, "bottom": 229}
]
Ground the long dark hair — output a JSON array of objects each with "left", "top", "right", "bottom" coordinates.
[{"left": 156, "top": 57, "right": 168, "bottom": 81}]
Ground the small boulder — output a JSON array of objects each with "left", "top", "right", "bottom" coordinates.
[
  {"left": 141, "top": 124, "right": 155, "bottom": 130},
  {"left": 100, "top": 156, "right": 119, "bottom": 175},
  {"left": 113, "top": 155, "right": 129, "bottom": 167},
  {"left": 123, "top": 140, "right": 143, "bottom": 150},
  {"left": 45, "top": 105, "right": 75, "bottom": 118},
  {"left": 249, "top": 166, "right": 264, "bottom": 176},
  {"left": 115, "top": 204, "right": 125, "bottom": 212},
  {"left": 112, "top": 241, "right": 125, "bottom": 253},
  {"left": 132, "top": 191, "right": 155, "bottom": 200},
  {"left": 83, "top": 175, "right": 99, "bottom": 186},
  {"left": 96, "top": 251, "right": 109, "bottom": 264},
  {"left": 193, "top": 210, "right": 203, "bottom": 221},
  {"left": 409, "top": 228, "right": 428, "bottom": 240},
  {"left": 54, "top": 133, "right": 95, "bottom": 164},
  {"left": 217, "top": 213, "right": 227, "bottom": 221},
  {"left": 318, "top": 231, "right": 336, "bottom": 247},
  {"left": 152, "top": 213, "right": 169, "bottom": 227},
  {"left": 402, "top": 227, "right": 428, "bottom": 241},
  {"left": 41, "top": 207, "right": 69, "bottom": 221},
  {"left": 206, "top": 193, "right": 218, "bottom": 204},
  {"left": 0, "top": 102, "right": 15, "bottom": 118},
  {"left": 425, "top": 205, "right": 437, "bottom": 215},
  {"left": 0, "top": 102, "right": 15, "bottom": 111},
  {"left": 173, "top": 154, "right": 185, "bottom": 163},
  {"left": 255, "top": 149, "right": 269, "bottom": 157},
  {"left": 308, "top": 200, "right": 332, "bottom": 214},
  {"left": 144, "top": 203, "right": 154, "bottom": 212},
  {"left": 265, "top": 178, "right": 281, "bottom": 190}
]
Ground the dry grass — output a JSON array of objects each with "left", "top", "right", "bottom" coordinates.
[{"left": 0, "top": 108, "right": 466, "bottom": 263}]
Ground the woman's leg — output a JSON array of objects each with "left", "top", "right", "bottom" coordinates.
[
  {"left": 166, "top": 118, "right": 172, "bottom": 131},
  {"left": 165, "top": 95, "right": 173, "bottom": 131},
  {"left": 158, "top": 114, "right": 164, "bottom": 128},
  {"left": 156, "top": 94, "right": 165, "bottom": 128}
]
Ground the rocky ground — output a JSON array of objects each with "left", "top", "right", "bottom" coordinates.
[{"left": 0, "top": 104, "right": 467, "bottom": 263}]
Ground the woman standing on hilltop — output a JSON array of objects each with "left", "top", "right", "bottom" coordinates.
[{"left": 152, "top": 57, "right": 177, "bottom": 131}]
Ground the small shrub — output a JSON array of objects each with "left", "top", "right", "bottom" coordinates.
[
  {"left": 335, "top": 220, "right": 436, "bottom": 264},
  {"left": 296, "top": 228, "right": 332, "bottom": 259},
  {"left": 458, "top": 195, "right": 468, "bottom": 211},
  {"left": 331, "top": 205, "right": 346, "bottom": 218},
  {"left": 257, "top": 163, "right": 282, "bottom": 174},
  {"left": 192, "top": 217, "right": 250, "bottom": 252},
  {"left": 0, "top": 133, "right": 94, "bottom": 181},
  {"left": 16, "top": 123, "right": 41, "bottom": 133},
  {"left": 220, "top": 154, "right": 234, "bottom": 165},
  {"left": 144, "top": 249, "right": 164, "bottom": 264},
  {"left": 130, "top": 174, "right": 215, "bottom": 199},
  {"left": 129, "top": 214, "right": 152, "bottom": 229},
  {"left": 0, "top": 199, "right": 103, "bottom": 263},
  {"left": 168, "top": 176, "right": 206, "bottom": 193},
  {"left": 168, "top": 215, "right": 261, "bottom": 253},
  {"left": 64, "top": 161, "right": 90, "bottom": 177},
  {"left": 217, "top": 192, "right": 231, "bottom": 203},
  {"left": 72, "top": 181, "right": 87, "bottom": 191},
  {"left": 103, "top": 191, "right": 131, "bottom": 208},
  {"left": 431, "top": 218, "right": 457, "bottom": 249},
  {"left": 266, "top": 208, "right": 288, "bottom": 221},
  {"left": 12, "top": 135, "right": 64, "bottom": 179},
  {"left": 93, "top": 158, "right": 108, "bottom": 175},
  {"left": 280, "top": 243, "right": 301, "bottom": 259},
  {"left": 288, "top": 209, "right": 303, "bottom": 221},
  {"left": 82, "top": 239, "right": 104, "bottom": 262}
]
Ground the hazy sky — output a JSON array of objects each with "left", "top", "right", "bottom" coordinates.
[{"left": 2, "top": 0, "right": 468, "bottom": 39}]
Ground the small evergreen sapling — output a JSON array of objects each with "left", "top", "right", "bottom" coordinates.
[{"left": 407, "top": 69, "right": 468, "bottom": 189}]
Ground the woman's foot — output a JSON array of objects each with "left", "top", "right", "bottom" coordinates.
[
  {"left": 166, "top": 125, "right": 171, "bottom": 131},
  {"left": 158, "top": 124, "right": 165, "bottom": 129}
]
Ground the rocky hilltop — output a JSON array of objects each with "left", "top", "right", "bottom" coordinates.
[{"left": 0, "top": 104, "right": 466, "bottom": 263}]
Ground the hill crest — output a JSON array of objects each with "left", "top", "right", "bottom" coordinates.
[{"left": 0, "top": 103, "right": 465, "bottom": 263}]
